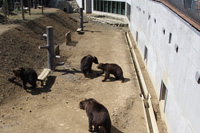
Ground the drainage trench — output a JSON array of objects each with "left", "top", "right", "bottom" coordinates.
[{"left": 125, "top": 32, "right": 159, "bottom": 133}]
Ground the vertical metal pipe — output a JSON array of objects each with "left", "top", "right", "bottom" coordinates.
[
  {"left": 80, "top": 8, "right": 83, "bottom": 30},
  {"left": 46, "top": 26, "right": 55, "bottom": 70}
]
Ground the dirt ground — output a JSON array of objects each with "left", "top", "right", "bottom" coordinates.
[{"left": 0, "top": 8, "right": 148, "bottom": 133}]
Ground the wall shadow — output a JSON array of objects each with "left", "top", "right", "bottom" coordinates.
[{"left": 111, "top": 125, "right": 123, "bottom": 133}]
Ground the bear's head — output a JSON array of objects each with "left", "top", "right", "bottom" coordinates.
[
  {"left": 79, "top": 98, "right": 97, "bottom": 110},
  {"left": 97, "top": 63, "right": 104, "bottom": 69},
  {"left": 13, "top": 67, "right": 25, "bottom": 77},
  {"left": 93, "top": 56, "right": 99, "bottom": 64}
]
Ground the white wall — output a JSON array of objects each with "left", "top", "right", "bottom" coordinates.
[
  {"left": 75, "top": 0, "right": 200, "bottom": 132},
  {"left": 129, "top": 0, "right": 200, "bottom": 132}
]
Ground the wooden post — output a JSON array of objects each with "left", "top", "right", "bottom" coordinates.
[
  {"left": 20, "top": 0, "right": 24, "bottom": 20},
  {"left": 33, "top": 0, "right": 37, "bottom": 9},
  {"left": 41, "top": 0, "right": 44, "bottom": 14},
  {"left": 10, "top": 0, "right": 13, "bottom": 15},
  {"left": 6, "top": 0, "right": 9, "bottom": 16},
  {"left": 3, "top": 0, "right": 8, "bottom": 24},
  {"left": 28, "top": 0, "right": 31, "bottom": 15}
]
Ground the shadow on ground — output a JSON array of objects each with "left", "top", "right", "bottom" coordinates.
[
  {"left": 55, "top": 68, "right": 81, "bottom": 74},
  {"left": 8, "top": 76, "right": 55, "bottom": 95},
  {"left": 84, "top": 29, "right": 102, "bottom": 33},
  {"left": 27, "top": 76, "right": 56, "bottom": 95},
  {"left": 98, "top": 125, "right": 123, "bottom": 133},
  {"left": 55, "top": 68, "right": 102, "bottom": 79},
  {"left": 98, "top": 76, "right": 130, "bottom": 83},
  {"left": 67, "top": 41, "right": 78, "bottom": 46}
]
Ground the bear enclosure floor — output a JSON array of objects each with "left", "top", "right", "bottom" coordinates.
[{"left": 0, "top": 8, "right": 148, "bottom": 133}]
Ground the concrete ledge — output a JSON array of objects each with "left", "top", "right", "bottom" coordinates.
[
  {"left": 125, "top": 32, "right": 159, "bottom": 133},
  {"left": 126, "top": 32, "right": 149, "bottom": 99}
]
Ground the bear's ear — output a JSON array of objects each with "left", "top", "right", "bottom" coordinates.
[{"left": 93, "top": 56, "right": 99, "bottom": 64}]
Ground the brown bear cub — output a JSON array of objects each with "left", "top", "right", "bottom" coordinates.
[
  {"left": 79, "top": 98, "right": 111, "bottom": 133},
  {"left": 97, "top": 63, "right": 125, "bottom": 82},
  {"left": 80, "top": 55, "right": 99, "bottom": 77},
  {"left": 13, "top": 67, "right": 38, "bottom": 89}
]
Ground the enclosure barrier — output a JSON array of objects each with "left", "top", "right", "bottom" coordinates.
[{"left": 125, "top": 32, "right": 159, "bottom": 133}]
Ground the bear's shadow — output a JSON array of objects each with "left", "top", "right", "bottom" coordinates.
[
  {"left": 27, "top": 76, "right": 56, "bottom": 95},
  {"left": 99, "top": 76, "right": 130, "bottom": 83},
  {"left": 97, "top": 125, "right": 123, "bottom": 133},
  {"left": 87, "top": 70, "right": 103, "bottom": 79},
  {"left": 8, "top": 76, "right": 55, "bottom": 95}
]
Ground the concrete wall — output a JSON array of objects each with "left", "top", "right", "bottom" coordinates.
[
  {"left": 76, "top": 0, "right": 82, "bottom": 8},
  {"left": 75, "top": 0, "right": 200, "bottom": 132},
  {"left": 129, "top": 0, "right": 200, "bottom": 132}
]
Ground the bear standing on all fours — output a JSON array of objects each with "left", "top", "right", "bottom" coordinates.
[
  {"left": 80, "top": 55, "right": 99, "bottom": 77},
  {"left": 97, "top": 63, "right": 125, "bottom": 82},
  {"left": 13, "top": 67, "right": 38, "bottom": 89},
  {"left": 79, "top": 98, "right": 111, "bottom": 133}
]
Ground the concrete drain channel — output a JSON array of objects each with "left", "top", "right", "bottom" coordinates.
[
  {"left": 125, "top": 32, "right": 159, "bottom": 133},
  {"left": 87, "top": 15, "right": 128, "bottom": 27}
]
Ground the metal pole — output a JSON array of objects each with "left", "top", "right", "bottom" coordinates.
[
  {"left": 20, "top": 0, "right": 24, "bottom": 20},
  {"left": 80, "top": 8, "right": 83, "bottom": 30},
  {"left": 47, "top": 26, "right": 55, "bottom": 70},
  {"left": 41, "top": 0, "right": 44, "bottom": 14},
  {"left": 39, "top": 26, "right": 55, "bottom": 70}
]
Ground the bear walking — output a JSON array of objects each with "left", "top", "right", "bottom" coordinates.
[
  {"left": 97, "top": 63, "right": 125, "bottom": 82},
  {"left": 79, "top": 98, "right": 111, "bottom": 133},
  {"left": 80, "top": 55, "right": 98, "bottom": 77},
  {"left": 13, "top": 67, "right": 38, "bottom": 89}
]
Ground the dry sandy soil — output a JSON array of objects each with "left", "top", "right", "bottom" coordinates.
[{"left": 0, "top": 8, "right": 150, "bottom": 133}]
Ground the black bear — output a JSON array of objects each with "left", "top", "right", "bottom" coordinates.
[
  {"left": 13, "top": 67, "right": 38, "bottom": 89},
  {"left": 97, "top": 63, "right": 125, "bottom": 82},
  {"left": 79, "top": 98, "right": 111, "bottom": 133},
  {"left": 80, "top": 55, "right": 99, "bottom": 77}
]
